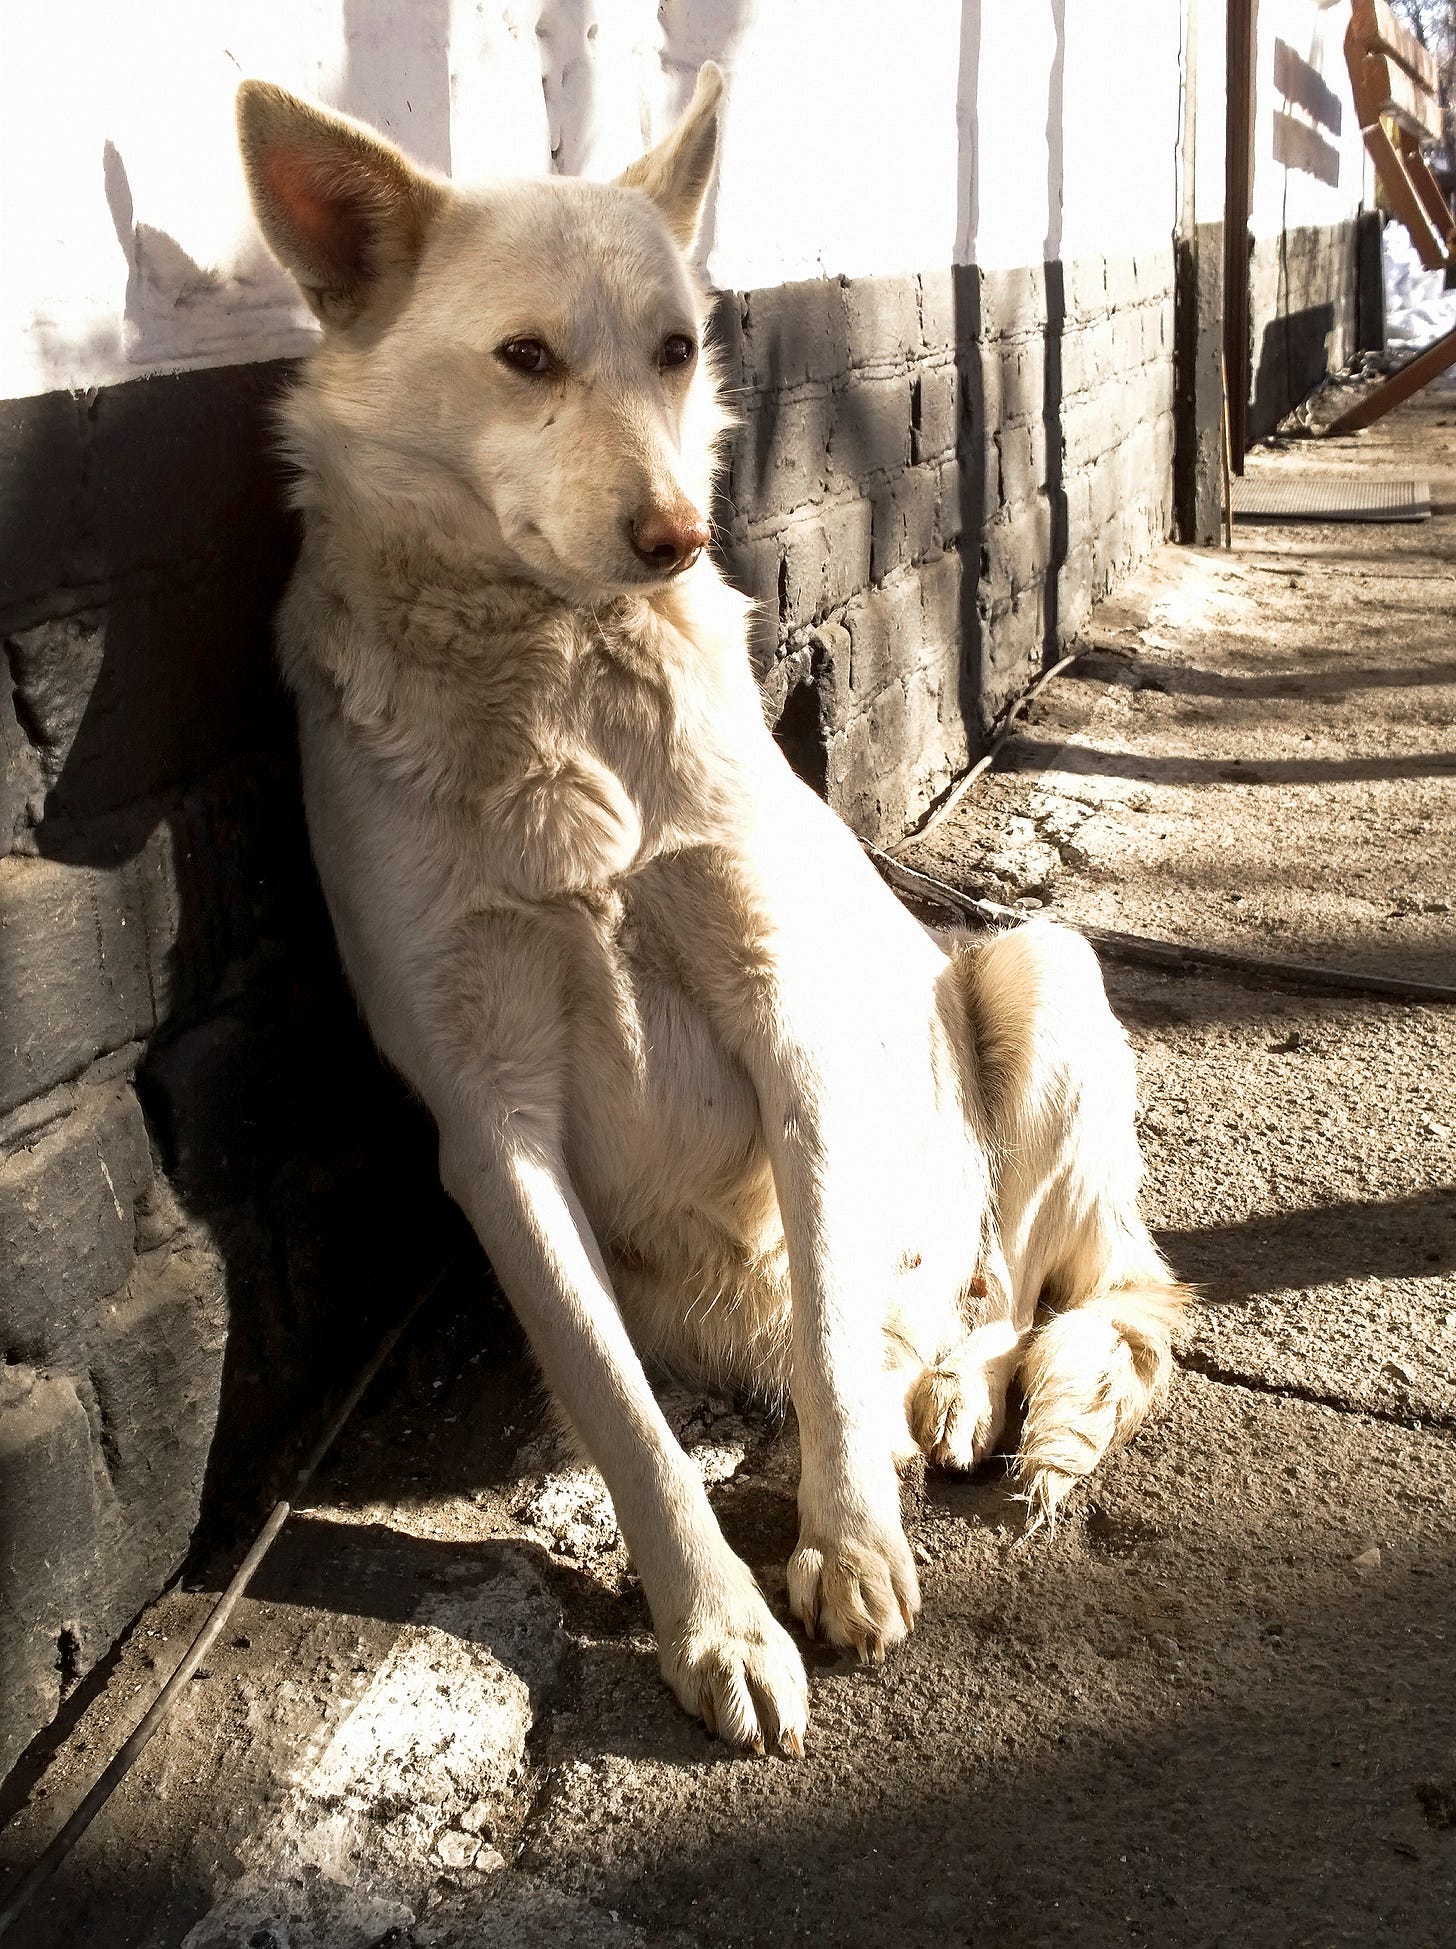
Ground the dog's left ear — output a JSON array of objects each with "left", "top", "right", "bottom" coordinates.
[{"left": 616, "top": 63, "right": 723, "bottom": 250}]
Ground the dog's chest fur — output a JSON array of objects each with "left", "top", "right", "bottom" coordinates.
[
  {"left": 283, "top": 532, "right": 786, "bottom": 1308},
  {"left": 284, "top": 530, "right": 760, "bottom": 910}
]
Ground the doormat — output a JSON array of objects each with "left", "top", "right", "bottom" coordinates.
[{"left": 1232, "top": 473, "right": 1431, "bottom": 521}]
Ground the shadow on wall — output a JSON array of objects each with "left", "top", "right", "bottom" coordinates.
[
  {"left": 952, "top": 0, "right": 1066, "bottom": 754},
  {"left": 1249, "top": 36, "right": 1349, "bottom": 442},
  {"left": 952, "top": 0, "right": 989, "bottom": 748},
  {"left": 10, "top": 0, "right": 730, "bottom": 1545},
  {"left": 1042, "top": 0, "right": 1068, "bottom": 672},
  {"left": 0, "top": 356, "right": 461, "bottom": 1519},
  {"left": 89, "top": 0, "right": 746, "bottom": 384},
  {"left": 102, "top": 142, "right": 224, "bottom": 371},
  {"left": 0, "top": 0, "right": 480, "bottom": 1783},
  {"left": 93, "top": 0, "right": 455, "bottom": 376},
  {"left": 88, "top": 0, "right": 469, "bottom": 1517},
  {"left": 1250, "top": 300, "right": 1336, "bottom": 440}
]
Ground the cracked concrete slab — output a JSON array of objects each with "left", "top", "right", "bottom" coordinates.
[{"left": 180, "top": 1557, "right": 560, "bottom": 1949}]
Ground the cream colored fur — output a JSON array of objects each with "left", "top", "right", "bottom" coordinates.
[{"left": 237, "top": 67, "right": 1187, "bottom": 1755}]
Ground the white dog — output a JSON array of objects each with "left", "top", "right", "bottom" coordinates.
[{"left": 237, "top": 65, "right": 1186, "bottom": 1755}]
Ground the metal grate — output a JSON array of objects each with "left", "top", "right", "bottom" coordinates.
[{"left": 1232, "top": 473, "right": 1431, "bottom": 522}]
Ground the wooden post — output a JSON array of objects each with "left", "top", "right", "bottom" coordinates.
[{"left": 1223, "top": 0, "right": 1258, "bottom": 474}]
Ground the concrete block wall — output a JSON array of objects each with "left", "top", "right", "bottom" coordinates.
[
  {"left": 1247, "top": 220, "right": 1361, "bottom": 443},
  {"left": 0, "top": 368, "right": 453, "bottom": 1781},
  {"left": 715, "top": 250, "right": 1176, "bottom": 844}
]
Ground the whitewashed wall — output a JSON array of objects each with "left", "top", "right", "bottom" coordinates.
[
  {"left": 1250, "top": 0, "right": 1367, "bottom": 239},
  {"left": 3, "top": 0, "right": 1187, "bottom": 402}
]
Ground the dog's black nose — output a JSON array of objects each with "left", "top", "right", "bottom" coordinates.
[{"left": 629, "top": 505, "right": 711, "bottom": 574}]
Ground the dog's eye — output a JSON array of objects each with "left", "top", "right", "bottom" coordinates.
[
  {"left": 659, "top": 334, "right": 696, "bottom": 370},
  {"left": 497, "top": 338, "right": 555, "bottom": 376}
]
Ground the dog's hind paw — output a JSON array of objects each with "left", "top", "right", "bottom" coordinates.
[
  {"left": 787, "top": 1520, "right": 920, "bottom": 1664},
  {"left": 908, "top": 1361, "right": 1002, "bottom": 1471},
  {"left": 661, "top": 1580, "right": 810, "bottom": 1756},
  {"left": 908, "top": 1321, "right": 1023, "bottom": 1471}
]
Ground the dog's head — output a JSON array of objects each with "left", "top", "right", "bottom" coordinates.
[{"left": 237, "top": 69, "right": 728, "bottom": 602}]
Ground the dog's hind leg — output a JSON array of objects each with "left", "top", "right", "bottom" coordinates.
[
  {"left": 955, "top": 919, "right": 1190, "bottom": 1526},
  {"left": 904, "top": 1308, "right": 1023, "bottom": 1473}
]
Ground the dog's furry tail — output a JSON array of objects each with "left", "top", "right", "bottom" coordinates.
[{"left": 1016, "top": 1271, "right": 1190, "bottom": 1532}]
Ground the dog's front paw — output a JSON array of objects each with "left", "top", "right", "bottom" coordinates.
[
  {"left": 787, "top": 1515, "right": 920, "bottom": 1664},
  {"left": 659, "top": 1568, "right": 810, "bottom": 1756}
]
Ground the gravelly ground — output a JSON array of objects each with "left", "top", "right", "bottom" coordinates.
[{"left": 2, "top": 387, "right": 1454, "bottom": 1949}]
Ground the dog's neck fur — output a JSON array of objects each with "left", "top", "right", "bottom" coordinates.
[
  {"left": 278, "top": 446, "right": 754, "bottom": 842},
  {"left": 293, "top": 490, "right": 704, "bottom": 679}
]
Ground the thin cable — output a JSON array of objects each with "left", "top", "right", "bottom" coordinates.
[
  {"left": 0, "top": 1256, "right": 459, "bottom": 1942},
  {"left": 890, "top": 652, "right": 1083, "bottom": 855},
  {"left": 868, "top": 846, "right": 1456, "bottom": 1005}
]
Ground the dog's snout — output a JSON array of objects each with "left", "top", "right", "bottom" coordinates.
[{"left": 629, "top": 505, "right": 711, "bottom": 575}]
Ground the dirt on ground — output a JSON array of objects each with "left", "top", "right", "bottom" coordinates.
[{"left": 1, "top": 384, "right": 1454, "bottom": 1949}]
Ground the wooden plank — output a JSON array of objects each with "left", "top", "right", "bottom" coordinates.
[
  {"left": 1350, "top": 0, "right": 1441, "bottom": 95},
  {"left": 1397, "top": 129, "right": 1456, "bottom": 247},
  {"left": 1325, "top": 325, "right": 1456, "bottom": 434},
  {"left": 1352, "top": 48, "right": 1444, "bottom": 141},
  {"left": 1363, "top": 120, "right": 1449, "bottom": 269}
]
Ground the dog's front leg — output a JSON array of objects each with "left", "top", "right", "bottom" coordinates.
[
  {"left": 428, "top": 922, "right": 806, "bottom": 1752},
  {"left": 439, "top": 1122, "right": 808, "bottom": 1750},
  {"left": 646, "top": 845, "right": 922, "bottom": 1663}
]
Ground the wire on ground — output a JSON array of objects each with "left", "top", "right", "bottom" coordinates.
[
  {"left": 871, "top": 847, "right": 1456, "bottom": 1006},
  {"left": 890, "top": 652, "right": 1083, "bottom": 855}
]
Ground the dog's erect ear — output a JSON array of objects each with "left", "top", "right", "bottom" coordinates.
[
  {"left": 236, "top": 81, "right": 446, "bottom": 328},
  {"left": 616, "top": 63, "right": 723, "bottom": 251}
]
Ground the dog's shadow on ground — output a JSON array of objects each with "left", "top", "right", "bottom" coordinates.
[
  {"left": 241, "top": 1359, "right": 1033, "bottom": 1778},
  {"left": 922, "top": 1463, "right": 1027, "bottom": 1540}
]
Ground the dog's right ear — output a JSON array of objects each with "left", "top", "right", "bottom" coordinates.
[{"left": 236, "top": 81, "right": 446, "bottom": 329}]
